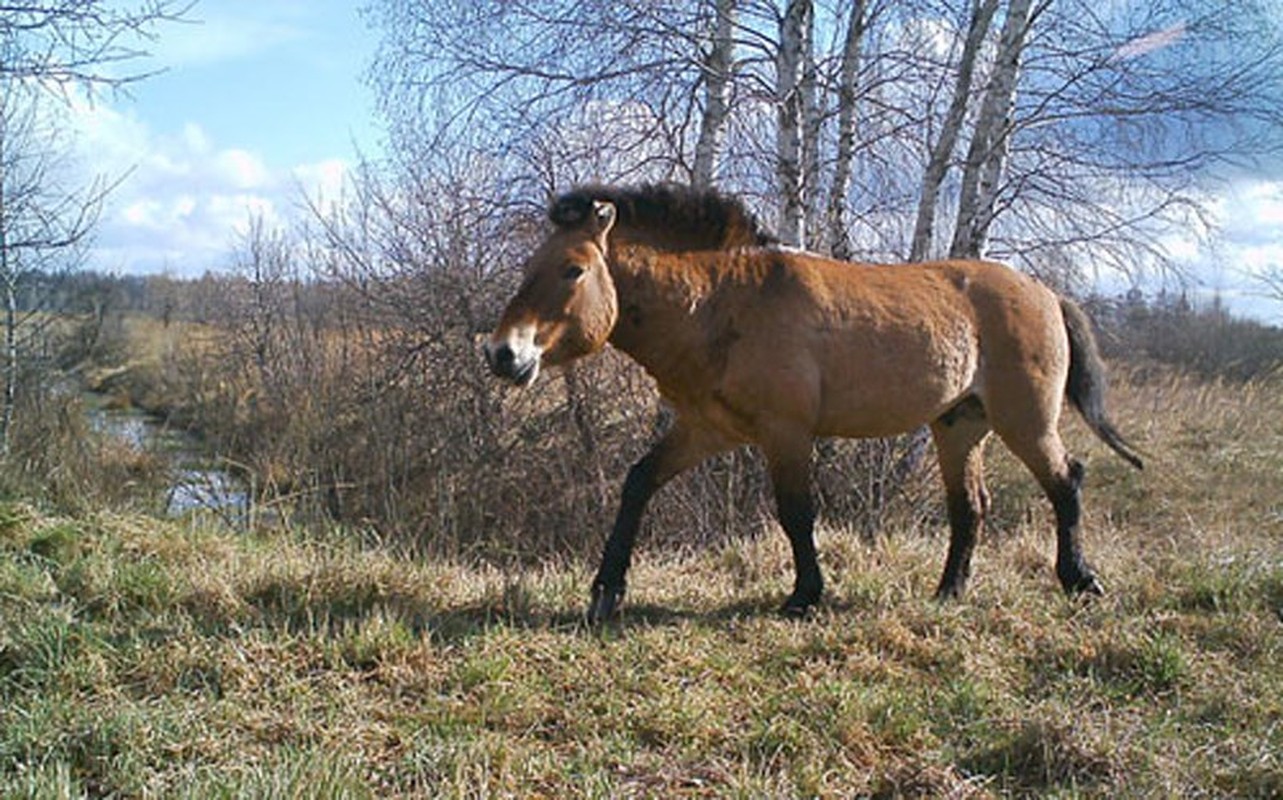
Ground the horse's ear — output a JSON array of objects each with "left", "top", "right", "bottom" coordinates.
[{"left": 590, "top": 201, "right": 616, "bottom": 245}]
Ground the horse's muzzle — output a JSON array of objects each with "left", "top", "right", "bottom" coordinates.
[{"left": 484, "top": 340, "right": 540, "bottom": 386}]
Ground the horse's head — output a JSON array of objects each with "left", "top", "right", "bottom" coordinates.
[{"left": 484, "top": 199, "right": 620, "bottom": 386}]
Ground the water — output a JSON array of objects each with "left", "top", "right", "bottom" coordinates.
[
  {"left": 86, "top": 402, "right": 249, "bottom": 519},
  {"left": 165, "top": 467, "right": 248, "bottom": 517}
]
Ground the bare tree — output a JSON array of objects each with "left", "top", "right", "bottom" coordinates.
[
  {"left": 0, "top": 79, "right": 109, "bottom": 454},
  {"left": 950, "top": 0, "right": 1283, "bottom": 282},
  {"left": 1, "top": 1, "right": 191, "bottom": 95},
  {"left": 367, "top": 0, "right": 727, "bottom": 190},
  {"left": 908, "top": 0, "right": 1000, "bottom": 261},
  {"left": 692, "top": 0, "right": 738, "bottom": 187},
  {"left": 0, "top": 2, "right": 188, "bottom": 456},
  {"left": 824, "top": 0, "right": 873, "bottom": 260},
  {"left": 1253, "top": 265, "right": 1283, "bottom": 322},
  {"left": 773, "top": 0, "right": 812, "bottom": 246},
  {"left": 949, "top": 0, "right": 1039, "bottom": 259}
]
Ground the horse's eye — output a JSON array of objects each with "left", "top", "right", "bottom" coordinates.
[{"left": 562, "top": 265, "right": 586, "bottom": 281}]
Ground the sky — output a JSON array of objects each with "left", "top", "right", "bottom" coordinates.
[
  {"left": 67, "top": 1, "right": 383, "bottom": 278},
  {"left": 55, "top": 1, "right": 1283, "bottom": 324}
]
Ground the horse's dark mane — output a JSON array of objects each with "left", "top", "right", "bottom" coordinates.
[{"left": 549, "top": 183, "right": 777, "bottom": 251}]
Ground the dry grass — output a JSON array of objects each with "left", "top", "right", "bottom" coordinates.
[{"left": 2, "top": 364, "right": 1281, "bottom": 798}]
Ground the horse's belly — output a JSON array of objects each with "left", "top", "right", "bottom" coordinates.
[
  {"left": 815, "top": 397, "right": 952, "bottom": 438},
  {"left": 814, "top": 336, "right": 976, "bottom": 437}
]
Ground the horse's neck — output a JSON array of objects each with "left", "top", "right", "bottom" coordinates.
[{"left": 606, "top": 248, "right": 714, "bottom": 388}]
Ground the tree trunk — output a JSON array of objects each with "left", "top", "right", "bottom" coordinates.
[
  {"left": 692, "top": 0, "right": 737, "bottom": 187},
  {"left": 0, "top": 119, "right": 10, "bottom": 458},
  {"left": 950, "top": 0, "right": 1036, "bottom": 260},
  {"left": 3, "top": 276, "right": 14, "bottom": 459},
  {"left": 800, "top": 4, "right": 821, "bottom": 248},
  {"left": 910, "top": 0, "right": 1001, "bottom": 262},
  {"left": 776, "top": 0, "right": 812, "bottom": 247},
  {"left": 825, "top": 0, "right": 868, "bottom": 261}
]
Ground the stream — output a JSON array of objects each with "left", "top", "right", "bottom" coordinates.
[{"left": 85, "top": 399, "right": 250, "bottom": 520}]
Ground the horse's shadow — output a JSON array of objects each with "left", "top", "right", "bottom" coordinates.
[
  {"left": 196, "top": 576, "right": 847, "bottom": 647},
  {"left": 421, "top": 592, "right": 866, "bottom": 644}
]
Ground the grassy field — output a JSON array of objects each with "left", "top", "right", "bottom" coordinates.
[{"left": 2, "top": 366, "right": 1281, "bottom": 798}]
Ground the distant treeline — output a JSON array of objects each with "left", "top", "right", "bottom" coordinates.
[{"left": 18, "top": 270, "right": 276, "bottom": 325}]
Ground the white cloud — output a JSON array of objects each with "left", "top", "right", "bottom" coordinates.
[
  {"left": 215, "top": 148, "right": 271, "bottom": 189},
  {"left": 1111, "top": 22, "right": 1187, "bottom": 63},
  {"left": 292, "top": 158, "right": 350, "bottom": 203},
  {"left": 143, "top": 3, "right": 309, "bottom": 69},
  {"left": 1146, "top": 178, "right": 1283, "bottom": 323},
  {"left": 182, "top": 122, "right": 212, "bottom": 155},
  {"left": 59, "top": 97, "right": 346, "bottom": 276}
]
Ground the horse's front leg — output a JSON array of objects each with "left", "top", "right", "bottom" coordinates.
[
  {"left": 764, "top": 439, "right": 823, "bottom": 617},
  {"left": 588, "top": 418, "right": 729, "bottom": 623}
]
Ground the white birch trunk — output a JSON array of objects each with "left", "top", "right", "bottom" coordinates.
[
  {"left": 825, "top": 0, "right": 868, "bottom": 261},
  {"left": 800, "top": 7, "right": 821, "bottom": 248},
  {"left": 775, "top": 0, "right": 811, "bottom": 247},
  {"left": 692, "top": 0, "right": 737, "bottom": 187},
  {"left": 0, "top": 124, "right": 12, "bottom": 459},
  {"left": 909, "top": 0, "right": 1001, "bottom": 262},
  {"left": 0, "top": 245, "right": 12, "bottom": 460},
  {"left": 950, "top": 0, "right": 1035, "bottom": 259}
]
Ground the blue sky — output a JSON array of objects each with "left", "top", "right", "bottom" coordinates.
[
  {"left": 127, "top": 2, "right": 381, "bottom": 165},
  {"left": 70, "top": 1, "right": 382, "bottom": 277}
]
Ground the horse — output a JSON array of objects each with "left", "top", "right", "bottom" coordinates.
[{"left": 484, "top": 183, "right": 1143, "bottom": 622}]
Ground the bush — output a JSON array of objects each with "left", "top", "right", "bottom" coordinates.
[{"left": 0, "top": 376, "right": 169, "bottom": 514}]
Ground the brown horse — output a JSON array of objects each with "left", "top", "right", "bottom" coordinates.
[{"left": 485, "top": 183, "right": 1143, "bottom": 622}]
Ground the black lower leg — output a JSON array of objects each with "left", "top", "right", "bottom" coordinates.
[
  {"left": 1051, "top": 459, "right": 1102, "bottom": 595},
  {"left": 935, "top": 493, "right": 980, "bottom": 600},
  {"left": 777, "top": 489, "right": 823, "bottom": 616},
  {"left": 588, "top": 455, "right": 657, "bottom": 621}
]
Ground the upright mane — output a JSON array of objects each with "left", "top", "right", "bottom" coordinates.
[{"left": 549, "top": 183, "right": 777, "bottom": 252}]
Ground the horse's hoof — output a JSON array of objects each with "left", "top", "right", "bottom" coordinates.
[
  {"left": 1077, "top": 575, "right": 1105, "bottom": 597},
  {"left": 779, "top": 591, "right": 820, "bottom": 619},
  {"left": 587, "top": 582, "right": 625, "bottom": 624},
  {"left": 779, "top": 602, "right": 814, "bottom": 619},
  {"left": 934, "top": 582, "right": 966, "bottom": 602},
  {"left": 1063, "top": 573, "right": 1105, "bottom": 597}
]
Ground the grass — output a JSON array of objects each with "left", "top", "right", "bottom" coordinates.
[{"left": 2, "top": 365, "right": 1282, "bottom": 798}]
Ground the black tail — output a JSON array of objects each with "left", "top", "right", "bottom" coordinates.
[{"left": 1060, "top": 299, "right": 1144, "bottom": 470}]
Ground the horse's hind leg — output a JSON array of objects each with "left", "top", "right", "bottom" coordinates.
[
  {"left": 1000, "top": 429, "right": 1103, "bottom": 596},
  {"left": 930, "top": 400, "right": 992, "bottom": 600},
  {"left": 1045, "top": 456, "right": 1103, "bottom": 595}
]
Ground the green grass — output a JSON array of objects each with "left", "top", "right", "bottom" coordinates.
[{"left": 2, "top": 367, "right": 1282, "bottom": 798}]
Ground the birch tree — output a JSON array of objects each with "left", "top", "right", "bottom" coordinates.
[
  {"left": 929, "top": 0, "right": 1282, "bottom": 283},
  {"left": 824, "top": 0, "right": 872, "bottom": 261},
  {"left": 774, "top": 0, "right": 812, "bottom": 246},
  {"left": 949, "top": 0, "right": 1039, "bottom": 259},
  {"left": 908, "top": 0, "right": 1000, "bottom": 261},
  {"left": 692, "top": 0, "right": 738, "bottom": 187},
  {"left": 367, "top": 0, "right": 1283, "bottom": 285}
]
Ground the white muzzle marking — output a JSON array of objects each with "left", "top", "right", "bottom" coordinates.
[{"left": 485, "top": 324, "right": 543, "bottom": 386}]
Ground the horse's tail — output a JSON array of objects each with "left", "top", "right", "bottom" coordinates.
[{"left": 1060, "top": 298, "right": 1144, "bottom": 470}]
